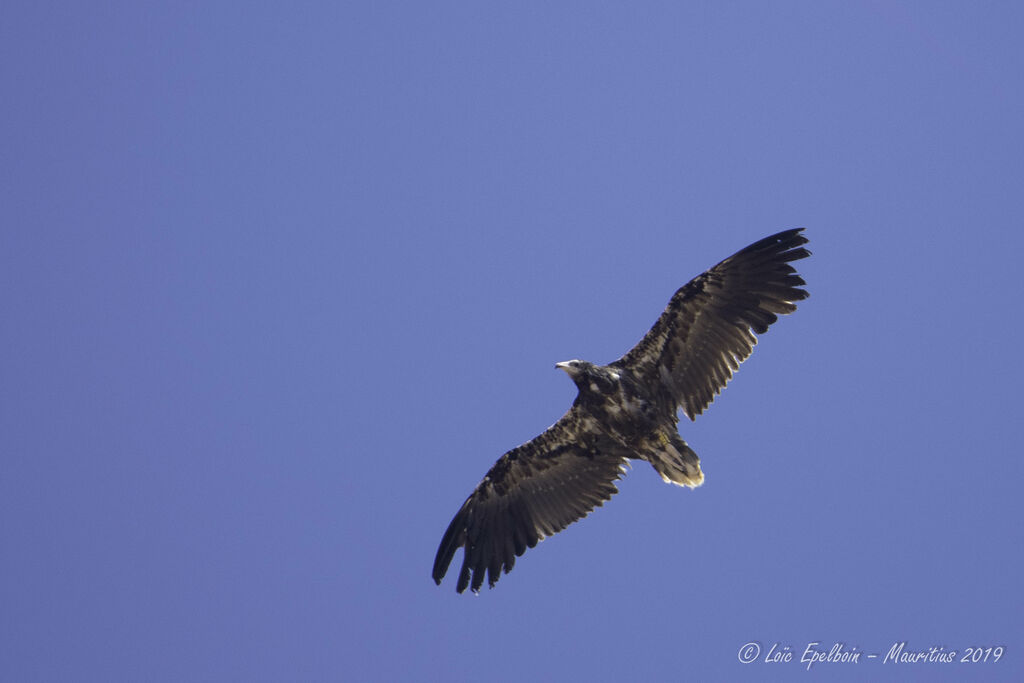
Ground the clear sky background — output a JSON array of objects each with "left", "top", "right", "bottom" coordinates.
[{"left": 3, "top": 2, "right": 1022, "bottom": 682}]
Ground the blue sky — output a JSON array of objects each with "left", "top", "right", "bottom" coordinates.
[{"left": 3, "top": 2, "right": 1022, "bottom": 681}]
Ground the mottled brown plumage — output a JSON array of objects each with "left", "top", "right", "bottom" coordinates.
[{"left": 433, "top": 229, "right": 810, "bottom": 593}]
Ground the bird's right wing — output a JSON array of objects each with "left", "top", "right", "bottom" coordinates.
[{"left": 432, "top": 407, "right": 629, "bottom": 593}]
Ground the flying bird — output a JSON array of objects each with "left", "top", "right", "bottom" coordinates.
[{"left": 433, "top": 229, "right": 810, "bottom": 593}]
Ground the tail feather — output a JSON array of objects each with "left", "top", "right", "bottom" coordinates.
[{"left": 647, "top": 432, "right": 704, "bottom": 488}]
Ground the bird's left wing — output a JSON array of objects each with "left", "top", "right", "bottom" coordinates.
[
  {"left": 432, "top": 407, "right": 630, "bottom": 593},
  {"left": 612, "top": 229, "right": 810, "bottom": 420}
]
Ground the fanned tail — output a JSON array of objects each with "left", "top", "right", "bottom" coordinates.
[{"left": 647, "top": 431, "right": 704, "bottom": 488}]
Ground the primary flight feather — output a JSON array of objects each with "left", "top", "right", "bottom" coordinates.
[{"left": 433, "top": 229, "right": 810, "bottom": 593}]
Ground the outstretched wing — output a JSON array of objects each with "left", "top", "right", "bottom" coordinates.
[
  {"left": 613, "top": 228, "right": 809, "bottom": 420},
  {"left": 432, "top": 408, "right": 629, "bottom": 593}
]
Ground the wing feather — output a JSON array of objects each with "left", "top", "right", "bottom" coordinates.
[
  {"left": 613, "top": 228, "right": 809, "bottom": 419},
  {"left": 432, "top": 408, "right": 628, "bottom": 593}
]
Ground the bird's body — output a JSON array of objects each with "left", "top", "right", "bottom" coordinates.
[
  {"left": 433, "top": 229, "right": 810, "bottom": 593},
  {"left": 556, "top": 360, "right": 704, "bottom": 487}
]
